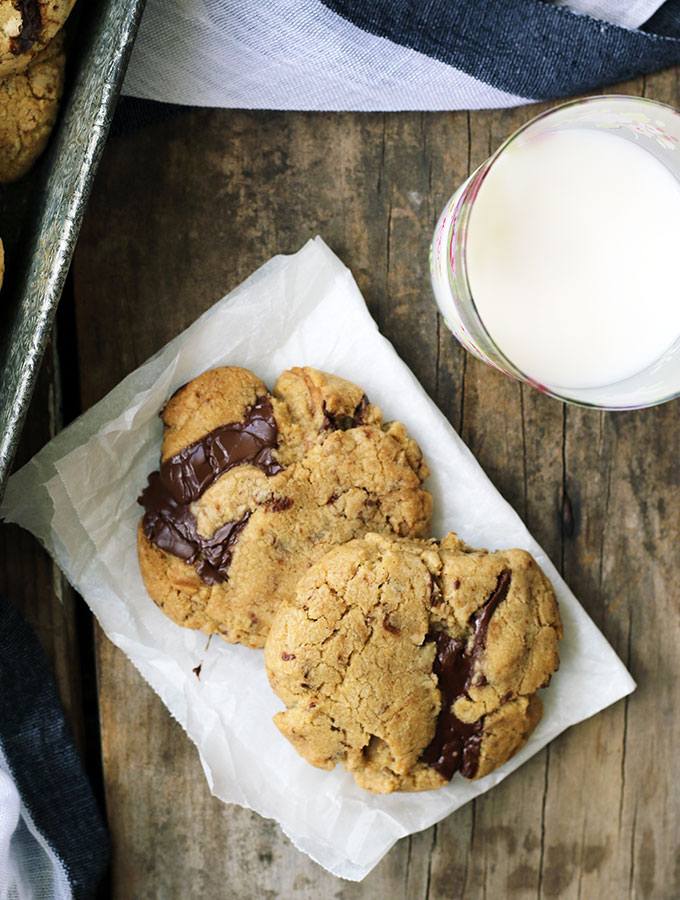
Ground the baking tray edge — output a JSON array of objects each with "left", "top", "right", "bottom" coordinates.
[{"left": 0, "top": 0, "right": 147, "bottom": 500}]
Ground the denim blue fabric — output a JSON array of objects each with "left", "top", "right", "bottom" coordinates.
[
  {"left": 321, "top": 0, "right": 680, "bottom": 99},
  {"left": 0, "top": 597, "right": 108, "bottom": 900}
]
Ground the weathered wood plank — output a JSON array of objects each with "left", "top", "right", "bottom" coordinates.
[
  {"left": 0, "top": 333, "right": 85, "bottom": 755},
  {"left": 74, "top": 108, "right": 437, "bottom": 899},
  {"left": 72, "top": 65, "right": 680, "bottom": 898}
]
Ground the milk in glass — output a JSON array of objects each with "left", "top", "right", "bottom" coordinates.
[{"left": 465, "top": 128, "right": 680, "bottom": 389}]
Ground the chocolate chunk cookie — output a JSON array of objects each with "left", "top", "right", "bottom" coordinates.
[
  {"left": 265, "top": 532, "right": 562, "bottom": 793},
  {"left": 0, "top": 31, "right": 64, "bottom": 182},
  {"left": 137, "top": 366, "right": 432, "bottom": 649},
  {"left": 0, "top": 0, "right": 74, "bottom": 77}
]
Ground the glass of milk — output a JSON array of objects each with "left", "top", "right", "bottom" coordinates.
[{"left": 430, "top": 95, "right": 680, "bottom": 409}]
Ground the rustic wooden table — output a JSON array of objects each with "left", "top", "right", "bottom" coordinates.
[{"left": 2, "top": 67, "right": 679, "bottom": 899}]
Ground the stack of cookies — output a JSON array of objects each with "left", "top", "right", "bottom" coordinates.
[
  {"left": 0, "top": 0, "right": 77, "bottom": 183},
  {"left": 138, "top": 365, "right": 563, "bottom": 793}
]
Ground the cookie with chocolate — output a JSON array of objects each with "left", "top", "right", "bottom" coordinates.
[
  {"left": 0, "top": 0, "right": 75, "bottom": 77},
  {"left": 265, "top": 532, "right": 562, "bottom": 793},
  {"left": 0, "top": 31, "right": 65, "bottom": 183},
  {"left": 137, "top": 366, "right": 432, "bottom": 648}
]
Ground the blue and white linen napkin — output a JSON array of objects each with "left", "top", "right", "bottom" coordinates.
[
  {"left": 123, "top": 0, "right": 680, "bottom": 110},
  {"left": 0, "top": 597, "right": 108, "bottom": 900}
]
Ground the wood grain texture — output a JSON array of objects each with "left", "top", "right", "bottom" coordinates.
[
  {"left": 0, "top": 333, "right": 85, "bottom": 754},
  {"left": 71, "top": 67, "right": 680, "bottom": 898}
]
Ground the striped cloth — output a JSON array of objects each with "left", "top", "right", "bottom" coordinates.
[{"left": 122, "top": 0, "right": 680, "bottom": 110}]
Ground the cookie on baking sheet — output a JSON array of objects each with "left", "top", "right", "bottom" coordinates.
[
  {"left": 265, "top": 532, "right": 562, "bottom": 793},
  {"left": 0, "top": 31, "right": 64, "bottom": 182},
  {"left": 0, "top": 0, "right": 74, "bottom": 77},
  {"left": 137, "top": 366, "right": 432, "bottom": 649}
]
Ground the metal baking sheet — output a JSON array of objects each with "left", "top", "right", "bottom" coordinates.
[{"left": 0, "top": 0, "right": 146, "bottom": 499}]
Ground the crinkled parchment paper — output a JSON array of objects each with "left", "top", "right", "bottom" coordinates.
[{"left": 0, "top": 237, "right": 635, "bottom": 881}]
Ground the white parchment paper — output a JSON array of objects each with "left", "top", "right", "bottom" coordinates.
[{"left": 0, "top": 237, "right": 635, "bottom": 881}]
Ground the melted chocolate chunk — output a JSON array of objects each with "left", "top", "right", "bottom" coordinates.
[
  {"left": 141, "top": 472, "right": 249, "bottom": 584},
  {"left": 473, "top": 568, "right": 511, "bottom": 652},
  {"left": 139, "top": 396, "right": 282, "bottom": 584},
  {"left": 9, "top": 0, "right": 41, "bottom": 54},
  {"left": 382, "top": 615, "right": 400, "bottom": 635},
  {"left": 160, "top": 396, "right": 282, "bottom": 505},
  {"left": 429, "top": 575, "right": 443, "bottom": 606},
  {"left": 321, "top": 394, "right": 369, "bottom": 431},
  {"left": 353, "top": 394, "right": 368, "bottom": 425},
  {"left": 421, "top": 570, "right": 511, "bottom": 781},
  {"left": 267, "top": 496, "right": 293, "bottom": 512}
]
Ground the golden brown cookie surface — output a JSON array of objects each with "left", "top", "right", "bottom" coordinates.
[
  {"left": 265, "top": 532, "right": 562, "bottom": 793},
  {"left": 0, "top": 31, "right": 64, "bottom": 182},
  {"left": 0, "top": 0, "right": 74, "bottom": 77},
  {"left": 137, "top": 366, "right": 432, "bottom": 648}
]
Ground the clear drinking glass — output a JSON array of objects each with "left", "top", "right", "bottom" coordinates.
[{"left": 430, "top": 95, "right": 680, "bottom": 409}]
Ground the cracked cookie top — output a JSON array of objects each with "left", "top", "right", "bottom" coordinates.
[
  {"left": 137, "top": 366, "right": 432, "bottom": 648},
  {"left": 264, "top": 532, "right": 562, "bottom": 793},
  {"left": 0, "top": 30, "right": 65, "bottom": 183}
]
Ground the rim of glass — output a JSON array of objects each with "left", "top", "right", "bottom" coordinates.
[{"left": 450, "top": 94, "right": 680, "bottom": 411}]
